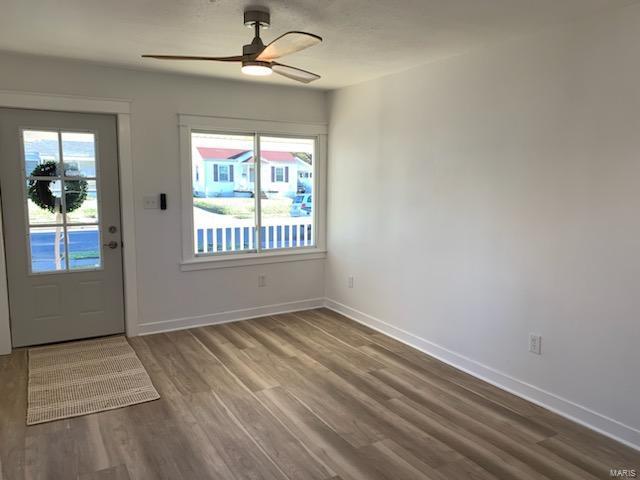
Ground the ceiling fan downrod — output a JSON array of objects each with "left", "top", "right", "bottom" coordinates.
[{"left": 242, "top": 10, "right": 272, "bottom": 74}]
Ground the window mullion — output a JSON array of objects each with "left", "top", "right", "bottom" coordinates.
[
  {"left": 57, "top": 131, "right": 70, "bottom": 270},
  {"left": 255, "top": 133, "right": 262, "bottom": 253}
]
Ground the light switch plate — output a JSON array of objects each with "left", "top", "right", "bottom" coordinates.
[{"left": 143, "top": 195, "right": 159, "bottom": 209}]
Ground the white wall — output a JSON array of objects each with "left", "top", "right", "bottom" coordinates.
[
  {"left": 0, "top": 51, "right": 326, "bottom": 340},
  {"left": 326, "top": 4, "right": 640, "bottom": 447}
]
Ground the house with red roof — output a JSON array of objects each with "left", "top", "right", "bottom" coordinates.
[{"left": 192, "top": 146, "right": 312, "bottom": 198}]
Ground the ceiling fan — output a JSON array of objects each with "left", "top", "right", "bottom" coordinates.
[{"left": 142, "top": 10, "right": 322, "bottom": 83}]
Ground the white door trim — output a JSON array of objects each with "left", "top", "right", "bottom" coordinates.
[{"left": 0, "top": 90, "right": 139, "bottom": 355}]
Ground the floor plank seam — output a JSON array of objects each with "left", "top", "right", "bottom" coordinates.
[{"left": 186, "top": 328, "right": 335, "bottom": 480}]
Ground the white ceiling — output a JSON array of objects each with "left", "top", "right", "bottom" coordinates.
[{"left": 0, "top": 0, "right": 636, "bottom": 89}]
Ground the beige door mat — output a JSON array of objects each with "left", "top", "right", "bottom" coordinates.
[{"left": 27, "top": 335, "right": 159, "bottom": 425}]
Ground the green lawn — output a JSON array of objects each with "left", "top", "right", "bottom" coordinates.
[{"left": 193, "top": 197, "right": 292, "bottom": 219}]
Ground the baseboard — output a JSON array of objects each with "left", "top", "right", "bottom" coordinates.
[
  {"left": 137, "top": 297, "right": 325, "bottom": 336},
  {"left": 324, "top": 298, "right": 640, "bottom": 451}
]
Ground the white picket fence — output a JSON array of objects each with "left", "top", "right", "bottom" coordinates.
[{"left": 195, "top": 219, "right": 313, "bottom": 254}]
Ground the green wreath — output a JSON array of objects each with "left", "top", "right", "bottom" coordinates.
[{"left": 28, "top": 161, "right": 88, "bottom": 213}]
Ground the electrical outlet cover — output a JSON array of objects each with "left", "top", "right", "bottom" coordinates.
[{"left": 529, "top": 334, "right": 542, "bottom": 355}]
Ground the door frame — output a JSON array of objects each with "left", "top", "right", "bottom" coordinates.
[{"left": 0, "top": 90, "right": 139, "bottom": 354}]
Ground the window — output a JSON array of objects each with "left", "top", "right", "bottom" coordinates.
[
  {"left": 180, "top": 116, "right": 326, "bottom": 267},
  {"left": 216, "top": 164, "right": 231, "bottom": 182},
  {"left": 22, "top": 130, "right": 101, "bottom": 273},
  {"left": 272, "top": 166, "right": 287, "bottom": 183}
]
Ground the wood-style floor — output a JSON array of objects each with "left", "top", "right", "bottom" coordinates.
[{"left": 1, "top": 309, "right": 638, "bottom": 480}]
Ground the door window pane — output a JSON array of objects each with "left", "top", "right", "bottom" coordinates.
[
  {"left": 259, "top": 136, "right": 315, "bottom": 250},
  {"left": 68, "top": 226, "right": 101, "bottom": 270},
  {"left": 62, "top": 132, "right": 96, "bottom": 177},
  {"left": 23, "top": 130, "right": 60, "bottom": 177},
  {"left": 191, "top": 132, "right": 256, "bottom": 254},
  {"left": 26, "top": 179, "right": 63, "bottom": 224},
  {"left": 66, "top": 179, "right": 98, "bottom": 224},
  {"left": 29, "top": 227, "right": 65, "bottom": 273}
]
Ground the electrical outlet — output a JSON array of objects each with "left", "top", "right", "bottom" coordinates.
[
  {"left": 348, "top": 276, "right": 354, "bottom": 288},
  {"left": 529, "top": 334, "right": 542, "bottom": 355},
  {"left": 258, "top": 274, "right": 266, "bottom": 288}
]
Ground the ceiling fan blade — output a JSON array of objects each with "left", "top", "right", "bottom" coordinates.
[
  {"left": 256, "top": 31, "right": 322, "bottom": 61},
  {"left": 272, "top": 62, "right": 320, "bottom": 84},
  {"left": 142, "top": 54, "right": 244, "bottom": 62}
]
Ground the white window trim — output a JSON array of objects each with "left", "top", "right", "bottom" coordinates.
[{"left": 179, "top": 114, "right": 327, "bottom": 270}]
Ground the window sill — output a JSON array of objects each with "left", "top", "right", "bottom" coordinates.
[{"left": 180, "top": 249, "right": 326, "bottom": 271}]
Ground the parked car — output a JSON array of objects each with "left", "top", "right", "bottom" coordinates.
[
  {"left": 290, "top": 194, "right": 312, "bottom": 217},
  {"left": 297, "top": 179, "right": 312, "bottom": 193}
]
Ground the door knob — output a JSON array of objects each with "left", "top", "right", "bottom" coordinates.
[{"left": 104, "top": 241, "right": 119, "bottom": 249}]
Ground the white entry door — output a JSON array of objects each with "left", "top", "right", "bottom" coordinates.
[{"left": 0, "top": 108, "right": 124, "bottom": 347}]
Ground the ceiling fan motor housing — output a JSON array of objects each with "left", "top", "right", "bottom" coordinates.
[{"left": 243, "top": 37, "right": 265, "bottom": 57}]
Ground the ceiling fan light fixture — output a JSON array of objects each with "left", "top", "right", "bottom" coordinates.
[{"left": 241, "top": 61, "right": 272, "bottom": 76}]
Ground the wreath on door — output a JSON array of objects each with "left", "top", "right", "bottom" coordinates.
[{"left": 28, "top": 161, "right": 88, "bottom": 213}]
